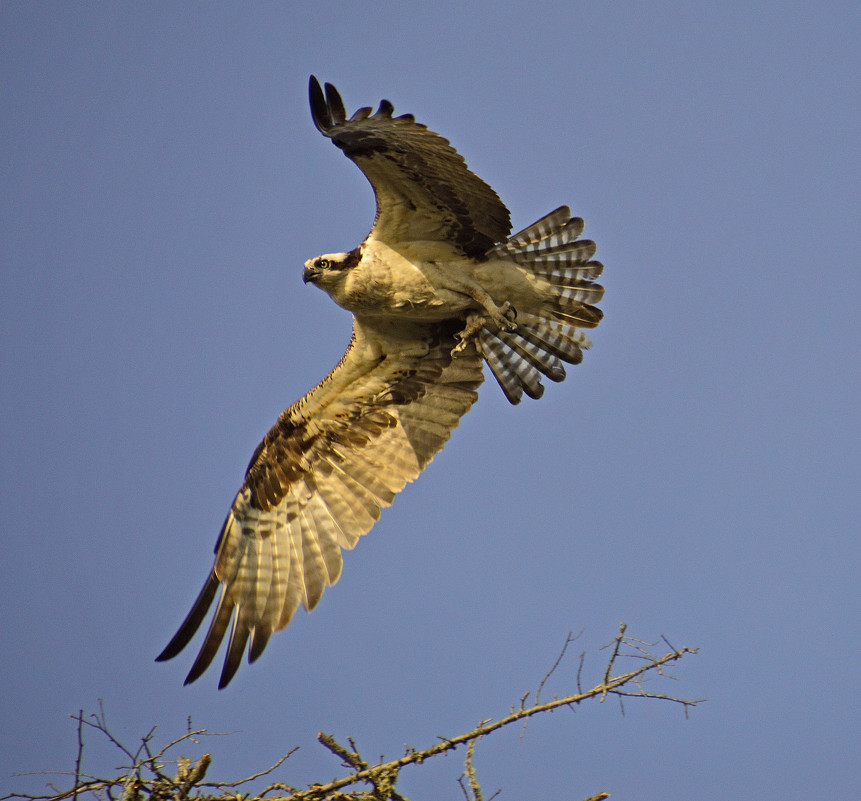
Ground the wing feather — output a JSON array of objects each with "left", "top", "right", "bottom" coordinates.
[
  {"left": 304, "top": 493, "right": 345, "bottom": 584},
  {"left": 277, "top": 527, "right": 306, "bottom": 630},
  {"left": 248, "top": 528, "right": 290, "bottom": 662},
  {"left": 298, "top": 507, "right": 327, "bottom": 611},
  {"left": 156, "top": 318, "right": 483, "bottom": 685},
  {"left": 309, "top": 76, "right": 510, "bottom": 256},
  {"left": 183, "top": 587, "right": 233, "bottom": 685}
]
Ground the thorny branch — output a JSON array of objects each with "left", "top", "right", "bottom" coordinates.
[{"left": 4, "top": 625, "right": 701, "bottom": 801}]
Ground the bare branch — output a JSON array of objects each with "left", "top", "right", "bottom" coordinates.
[
  {"left": 72, "top": 711, "right": 84, "bottom": 801},
  {"left": 317, "top": 733, "right": 367, "bottom": 773},
  {"left": 536, "top": 629, "right": 583, "bottom": 705},
  {"left": 207, "top": 748, "right": 298, "bottom": 790},
  {"left": 601, "top": 622, "right": 627, "bottom": 695},
  {"left": 522, "top": 629, "right": 584, "bottom": 737},
  {"left": 4, "top": 625, "right": 700, "bottom": 801}
]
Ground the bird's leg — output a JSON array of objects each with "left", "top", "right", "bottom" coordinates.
[
  {"left": 431, "top": 268, "right": 517, "bottom": 333},
  {"left": 469, "top": 286, "right": 517, "bottom": 332},
  {"left": 453, "top": 301, "right": 517, "bottom": 354},
  {"left": 425, "top": 268, "right": 516, "bottom": 353}
]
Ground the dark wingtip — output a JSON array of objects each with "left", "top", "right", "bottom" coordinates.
[
  {"left": 217, "top": 667, "right": 237, "bottom": 690},
  {"left": 155, "top": 642, "right": 176, "bottom": 663},
  {"left": 248, "top": 625, "right": 274, "bottom": 663},
  {"left": 183, "top": 649, "right": 214, "bottom": 685},
  {"left": 374, "top": 99, "right": 395, "bottom": 119},
  {"left": 324, "top": 81, "right": 346, "bottom": 125},
  {"left": 217, "top": 626, "right": 249, "bottom": 689},
  {"left": 155, "top": 572, "right": 220, "bottom": 663},
  {"left": 183, "top": 641, "right": 219, "bottom": 686},
  {"left": 309, "top": 75, "right": 331, "bottom": 133},
  {"left": 182, "top": 593, "right": 234, "bottom": 686}
]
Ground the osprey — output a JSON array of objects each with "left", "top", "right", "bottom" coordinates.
[{"left": 157, "top": 77, "right": 605, "bottom": 687}]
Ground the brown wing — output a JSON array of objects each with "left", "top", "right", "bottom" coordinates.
[
  {"left": 309, "top": 76, "right": 511, "bottom": 258},
  {"left": 156, "top": 317, "right": 484, "bottom": 688}
]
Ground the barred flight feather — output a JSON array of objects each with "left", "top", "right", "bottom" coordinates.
[
  {"left": 551, "top": 305, "right": 603, "bottom": 328},
  {"left": 551, "top": 280, "right": 606, "bottom": 305},
  {"left": 493, "top": 206, "right": 572, "bottom": 252},
  {"left": 478, "top": 329, "right": 546, "bottom": 403},
  {"left": 519, "top": 240, "right": 597, "bottom": 263},
  {"left": 497, "top": 329, "right": 567, "bottom": 382},
  {"left": 532, "top": 260, "right": 604, "bottom": 283},
  {"left": 513, "top": 315, "right": 592, "bottom": 365},
  {"left": 472, "top": 204, "right": 604, "bottom": 403},
  {"left": 299, "top": 510, "right": 327, "bottom": 610},
  {"left": 280, "top": 534, "right": 305, "bottom": 626}
]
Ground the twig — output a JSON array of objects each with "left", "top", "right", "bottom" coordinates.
[
  {"left": 535, "top": 630, "right": 583, "bottom": 705},
  {"left": 208, "top": 748, "right": 298, "bottom": 789},
  {"left": 522, "top": 629, "right": 584, "bottom": 737},
  {"left": 601, "top": 623, "right": 627, "bottom": 695},
  {"left": 73, "top": 711, "right": 84, "bottom": 801}
]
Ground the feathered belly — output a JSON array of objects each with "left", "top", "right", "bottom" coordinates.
[{"left": 339, "top": 244, "right": 476, "bottom": 321}]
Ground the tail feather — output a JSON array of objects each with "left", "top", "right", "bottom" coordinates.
[
  {"left": 524, "top": 240, "right": 597, "bottom": 264},
  {"left": 491, "top": 206, "right": 580, "bottom": 255},
  {"left": 478, "top": 329, "right": 546, "bottom": 403},
  {"left": 532, "top": 260, "right": 604, "bottom": 282},
  {"left": 513, "top": 313, "right": 591, "bottom": 365},
  {"left": 497, "top": 329, "right": 567, "bottom": 382},
  {"left": 480, "top": 207, "right": 604, "bottom": 404},
  {"left": 550, "top": 279, "right": 605, "bottom": 306},
  {"left": 552, "top": 305, "right": 603, "bottom": 328}
]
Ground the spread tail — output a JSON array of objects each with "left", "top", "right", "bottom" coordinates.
[{"left": 479, "top": 206, "right": 604, "bottom": 403}]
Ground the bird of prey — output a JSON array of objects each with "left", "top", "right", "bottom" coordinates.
[{"left": 157, "top": 76, "right": 604, "bottom": 688}]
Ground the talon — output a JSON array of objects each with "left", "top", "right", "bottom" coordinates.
[
  {"left": 498, "top": 301, "right": 517, "bottom": 328},
  {"left": 485, "top": 301, "right": 516, "bottom": 332},
  {"left": 453, "top": 312, "right": 485, "bottom": 353}
]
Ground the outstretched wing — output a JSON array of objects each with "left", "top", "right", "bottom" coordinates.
[
  {"left": 309, "top": 76, "right": 511, "bottom": 257},
  {"left": 157, "top": 318, "right": 484, "bottom": 688}
]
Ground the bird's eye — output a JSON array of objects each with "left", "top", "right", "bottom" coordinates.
[{"left": 317, "top": 258, "right": 330, "bottom": 269}]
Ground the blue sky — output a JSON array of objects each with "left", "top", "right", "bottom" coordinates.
[{"left": 2, "top": 3, "right": 859, "bottom": 799}]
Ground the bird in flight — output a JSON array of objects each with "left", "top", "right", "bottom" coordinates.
[{"left": 157, "top": 76, "right": 605, "bottom": 688}]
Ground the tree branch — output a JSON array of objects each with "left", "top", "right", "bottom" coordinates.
[{"left": 3, "top": 625, "right": 700, "bottom": 801}]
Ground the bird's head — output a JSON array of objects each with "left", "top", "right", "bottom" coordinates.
[{"left": 302, "top": 249, "right": 360, "bottom": 297}]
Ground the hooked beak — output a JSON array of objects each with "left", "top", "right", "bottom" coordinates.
[{"left": 302, "top": 264, "right": 322, "bottom": 284}]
